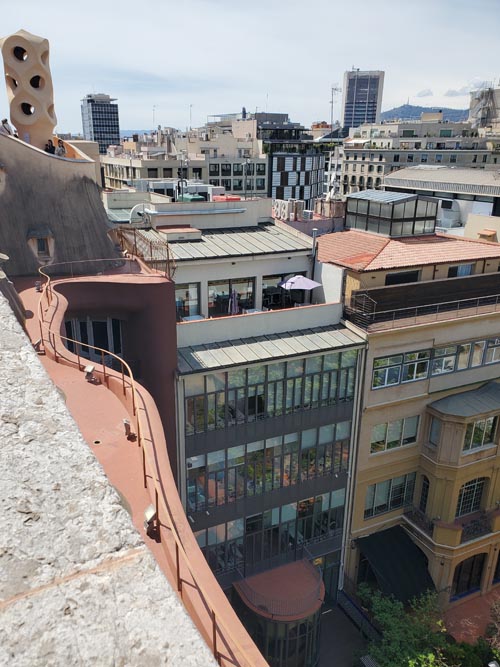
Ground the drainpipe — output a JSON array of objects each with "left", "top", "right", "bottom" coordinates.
[{"left": 311, "top": 227, "right": 319, "bottom": 282}]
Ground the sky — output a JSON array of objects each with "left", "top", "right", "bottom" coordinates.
[{"left": 1, "top": 0, "right": 500, "bottom": 133}]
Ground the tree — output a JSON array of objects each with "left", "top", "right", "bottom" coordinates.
[{"left": 358, "top": 588, "right": 495, "bottom": 667}]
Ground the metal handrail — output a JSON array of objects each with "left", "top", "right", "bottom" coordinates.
[{"left": 37, "top": 261, "right": 265, "bottom": 667}]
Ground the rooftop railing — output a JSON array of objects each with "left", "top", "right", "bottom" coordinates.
[
  {"left": 345, "top": 292, "right": 500, "bottom": 331},
  {"left": 37, "top": 260, "right": 267, "bottom": 667}
]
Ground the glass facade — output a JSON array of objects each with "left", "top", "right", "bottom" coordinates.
[
  {"left": 345, "top": 195, "right": 437, "bottom": 237},
  {"left": 187, "top": 421, "right": 351, "bottom": 511},
  {"left": 184, "top": 350, "right": 358, "bottom": 435},
  {"left": 81, "top": 95, "right": 120, "bottom": 154},
  {"left": 194, "top": 490, "right": 345, "bottom": 575}
]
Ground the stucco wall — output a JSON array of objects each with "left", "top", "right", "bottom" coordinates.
[
  {"left": 0, "top": 290, "right": 217, "bottom": 666},
  {"left": 0, "top": 133, "right": 116, "bottom": 276}
]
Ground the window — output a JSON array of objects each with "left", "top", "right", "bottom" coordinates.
[
  {"left": 431, "top": 346, "right": 457, "bottom": 375},
  {"left": 421, "top": 154, "right": 428, "bottom": 164},
  {"left": 385, "top": 270, "right": 420, "bottom": 286},
  {"left": 364, "top": 472, "right": 416, "bottom": 518},
  {"left": 221, "top": 163, "right": 231, "bottom": 177},
  {"left": 256, "top": 163, "right": 266, "bottom": 175},
  {"left": 486, "top": 339, "right": 500, "bottom": 364},
  {"left": 451, "top": 553, "right": 485, "bottom": 600},
  {"left": 372, "top": 354, "right": 402, "bottom": 388},
  {"left": 483, "top": 155, "right": 488, "bottom": 163},
  {"left": 37, "top": 237, "right": 48, "bottom": 255},
  {"left": 370, "top": 416, "right": 419, "bottom": 453},
  {"left": 401, "top": 351, "right": 430, "bottom": 382},
  {"left": 435, "top": 154, "right": 443, "bottom": 164},
  {"left": 209, "top": 164, "right": 220, "bottom": 176},
  {"left": 463, "top": 417, "right": 496, "bottom": 451},
  {"left": 456, "top": 478, "right": 486, "bottom": 517},
  {"left": 233, "top": 163, "right": 243, "bottom": 176},
  {"left": 407, "top": 154, "right": 414, "bottom": 163},
  {"left": 419, "top": 476, "right": 430, "bottom": 513},
  {"left": 429, "top": 416, "right": 442, "bottom": 447},
  {"left": 450, "top": 154, "right": 457, "bottom": 163},
  {"left": 175, "top": 282, "right": 200, "bottom": 319},
  {"left": 448, "top": 264, "right": 474, "bottom": 278},
  {"left": 393, "top": 155, "right": 400, "bottom": 163}
]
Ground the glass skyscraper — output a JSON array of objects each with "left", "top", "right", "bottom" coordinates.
[
  {"left": 81, "top": 93, "right": 120, "bottom": 154},
  {"left": 341, "top": 69, "right": 384, "bottom": 130}
]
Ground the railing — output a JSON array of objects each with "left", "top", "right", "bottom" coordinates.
[
  {"left": 403, "top": 507, "right": 434, "bottom": 537},
  {"left": 345, "top": 292, "right": 500, "bottom": 331},
  {"left": 37, "top": 260, "right": 266, "bottom": 667},
  {"left": 236, "top": 560, "right": 323, "bottom": 618},
  {"left": 459, "top": 511, "right": 492, "bottom": 544}
]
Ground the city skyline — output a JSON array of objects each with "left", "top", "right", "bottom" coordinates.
[{"left": 1, "top": 0, "right": 499, "bottom": 133}]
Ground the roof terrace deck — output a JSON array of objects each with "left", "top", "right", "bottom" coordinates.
[{"left": 344, "top": 272, "right": 500, "bottom": 331}]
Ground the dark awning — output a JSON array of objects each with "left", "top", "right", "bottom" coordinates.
[{"left": 357, "top": 526, "right": 435, "bottom": 603}]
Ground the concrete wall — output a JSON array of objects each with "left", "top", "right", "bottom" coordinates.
[
  {"left": 465, "top": 214, "right": 500, "bottom": 241},
  {"left": 177, "top": 302, "right": 343, "bottom": 347},
  {"left": 150, "top": 197, "right": 273, "bottom": 230},
  {"left": 0, "top": 133, "right": 116, "bottom": 276}
]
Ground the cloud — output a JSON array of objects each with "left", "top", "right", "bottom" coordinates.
[
  {"left": 444, "top": 86, "right": 470, "bottom": 97},
  {"left": 416, "top": 89, "right": 433, "bottom": 97}
]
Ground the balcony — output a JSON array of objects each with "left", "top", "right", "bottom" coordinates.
[
  {"left": 344, "top": 273, "right": 500, "bottom": 331},
  {"left": 403, "top": 507, "right": 500, "bottom": 546}
]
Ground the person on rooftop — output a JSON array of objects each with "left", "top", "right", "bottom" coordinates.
[
  {"left": 55, "top": 139, "right": 66, "bottom": 157},
  {"left": 45, "top": 139, "right": 55, "bottom": 154}
]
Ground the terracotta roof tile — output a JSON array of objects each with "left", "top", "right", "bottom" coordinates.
[{"left": 317, "top": 230, "right": 500, "bottom": 272}]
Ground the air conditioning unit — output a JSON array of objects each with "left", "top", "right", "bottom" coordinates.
[
  {"left": 302, "top": 209, "right": 314, "bottom": 221},
  {"left": 280, "top": 200, "right": 289, "bottom": 221},
  {"left": 273, "top": 199, "right": 282, "bottom": 218},
  {"left": 295, "top": 200, "right": 305, "bottom": 219}
]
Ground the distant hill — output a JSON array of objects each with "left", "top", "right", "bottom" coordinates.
[{"left": 380, "top": 104, "right": 468, "bottom": 123}]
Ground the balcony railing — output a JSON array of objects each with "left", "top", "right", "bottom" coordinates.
[
  {"left": 458, "top": 511, "right": 492, "bottom": 544},
  {"left": 345, "top": 292, "right": 500, "bottom": 331},
  {"left": 403, "top": 507, "right": 434, "bottom": 537}
]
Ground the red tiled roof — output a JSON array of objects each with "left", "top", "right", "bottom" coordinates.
[{"left": 317, "top": 230, "right": 500, "bottom": 272}]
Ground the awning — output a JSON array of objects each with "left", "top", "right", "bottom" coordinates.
[{"left": 357, "top": 526, "right": 435, "bottom": 603}]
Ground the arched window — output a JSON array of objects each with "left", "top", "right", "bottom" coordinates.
[
  {"left": 419, "top": 476, "right": 430, "bottom": 514},
  {"left": 451, "top": 553, "right": 486, "bottom": 599},
  {"left": 367, "top": 177, "right": 373, "bottom": 188},
  {"left": 375, "top": 177, "right": 381, "bottom": 189},
  {"left": 358, "top": 176, "right": 365, "bottom": 188},
  {"left": 350, "top": 175, "right": 356, "bottom": 185},
  {"left": 456, "top": 477, "right": 486, "bottom": 517}
]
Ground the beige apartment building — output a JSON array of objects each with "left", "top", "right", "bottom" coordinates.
[
  {"left": 342, "top": 113, "right": 500, "bottom": 195},
  {"left": 318, "top": 189, "right": 500, "bottom": 611}
]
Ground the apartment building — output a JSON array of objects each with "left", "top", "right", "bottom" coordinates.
[
  {"left": 316, "top": 189, "right": 500, "bottom": 614},
  {"left": 342, "top": 113, "right": 500, "bottom": 195},
  {"left": 384, "top": 165, "right": 500, "bottom": 232}
]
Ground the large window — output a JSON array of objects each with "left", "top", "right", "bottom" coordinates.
[
  {"left": 370, "top": 416, "right": 419, "bottom": 453},
  {"left": 184, "top": 350, "right": 358, "bottom": 435},
  {"left": 463, "top": 418, "right": 497, "bottom": 452},
  {"left": 372, "top": 338, "right": 500, "bottom": 390},
  {"left": 364, "top": 472, "right": 416, "bottom": 519},
  {"left": 208, "top": 277, "right": 254, "bottom": 317},
  {"left": 451, "top": 553, "right": 486, "bottom": 600},
  {"left": 175, "top": 282, "right": 200, "bottom": 319},
  {"left": 186, "top": 421, "right": 350, "bottom": 511},
  {"left": 194, "top": 490, "right": 345, "bottom": 574},
  {"left": 429, "top": 417, "right": 442, "bottom": 447},
  {"left": 456, "top": 478, "right": 486, "bottom": 517}
]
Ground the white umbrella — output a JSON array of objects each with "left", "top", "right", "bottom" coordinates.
[{"left": 279, "top": 275, "right": 322, "bottom": 290}]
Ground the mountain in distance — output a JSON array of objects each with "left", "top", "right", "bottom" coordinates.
[{"left": 380, "top": 104, "right": 468, "bottom": 122}]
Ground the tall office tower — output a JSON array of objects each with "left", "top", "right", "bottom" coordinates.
[
  {"left": 81, "top": 93, "right": 120, "bottom": 154},
  {"left": 341, "top": 69, "right": 384, "bottom": 130}
]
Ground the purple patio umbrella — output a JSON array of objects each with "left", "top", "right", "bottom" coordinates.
[
  {"left": 228, "top": 288, "right": 239, "bottom": 315},
  {"left": 279, "top": 275, "right": 322, "bottom": 291}
]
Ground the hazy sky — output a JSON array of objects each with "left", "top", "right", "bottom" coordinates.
[{"left": 1, "top": 0, "right": 500, "bottom": 133}]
